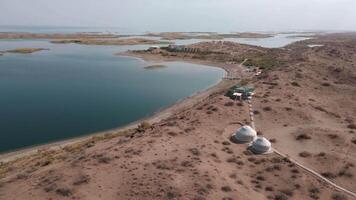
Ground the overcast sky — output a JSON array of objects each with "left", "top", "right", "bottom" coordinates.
[{"left": 0, "top": 0, "right": 355, "bottom": 32}]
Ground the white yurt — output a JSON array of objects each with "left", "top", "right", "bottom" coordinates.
[
  {"left": 231, "top": 125, "right": 257, "bottom": 143},
  {"left": 250, "top": 137, "right": 272, "bottom": 154}
]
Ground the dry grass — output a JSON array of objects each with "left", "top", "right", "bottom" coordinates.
[
  {"left": 221, "top": 186, "right": 232, "bottom": 192},
  {"left": 347, "top": 124, "right": 356, "bottom": 129},
  {"left": 299, "top": 151, "right": 312, "bottom": 158},
  {"left": 332, "top": 193, "right": 348, "bottom": 200},
  {"left": 296, "top": 133, "right": 312, "bottom": 140},
  {"left": 55, "top": 187, "right": 73, "bottom": 196}
]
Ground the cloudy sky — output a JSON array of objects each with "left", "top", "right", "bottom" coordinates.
[{"left": 0, "top": 0, "right": 355, "bottom": 32}]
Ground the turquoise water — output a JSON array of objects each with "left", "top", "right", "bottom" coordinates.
[{"left": 0, "top": 40, "right": 224, "bottom": 152}]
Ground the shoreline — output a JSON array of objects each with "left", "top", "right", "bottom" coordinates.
[{"left": 0, "top": 55, "right": 237, "bottom": 163}]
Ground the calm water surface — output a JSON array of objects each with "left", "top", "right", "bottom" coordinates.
[
  {"left": 0, "top": 30, "right": 309, "bottom": 152},
  {"left": 0, "top": 40, "right": 224, "bottom": 152}
]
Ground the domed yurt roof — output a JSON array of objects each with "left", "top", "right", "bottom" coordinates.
[
  {"left": 231, "top": 125, "right": 257, "bottom": 143},
  {"left": 250, "top": 137, "right": 272, "bottom": 154}
]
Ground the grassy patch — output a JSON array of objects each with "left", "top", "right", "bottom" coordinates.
[{"left": 244, "top": 54, "right": 280, "bottom": 70}]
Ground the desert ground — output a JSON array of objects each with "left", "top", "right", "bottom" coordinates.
[{"left": 0, "top": 33, "right": 355, "bottom": 200}]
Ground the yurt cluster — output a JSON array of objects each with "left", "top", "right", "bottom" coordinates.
[{"left": 231, "top": 125, "right": 272, "bottom": 154}]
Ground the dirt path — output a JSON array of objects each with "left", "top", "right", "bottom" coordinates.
[{"left": 249, "top": 89, "right": 356, "bottom": 198}]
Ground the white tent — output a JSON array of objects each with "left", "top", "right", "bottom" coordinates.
[
  {"left": 250, "top": 137, "right": 272, "bottom": 154},
  {"left": 231, "top": 125, "right": 257, "bottom": 143}
]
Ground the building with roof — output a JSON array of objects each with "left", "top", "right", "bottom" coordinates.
[
  {"left": 250, "top": 137, "right": 272, "bottom": 154},
  {"left": 231, "top": 125, "right": 257, "bottom": 143}
]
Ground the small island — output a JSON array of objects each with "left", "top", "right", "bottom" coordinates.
[
  {"left": 144, "top": 64, "right": 167, "bottom": 70},
  {"left": 5, "top": 48, "right": 49, "bottom": 54}
]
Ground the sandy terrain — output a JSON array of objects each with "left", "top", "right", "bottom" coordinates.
[{"left": 0, "top": 33, "right": 355, "bottom": 200}]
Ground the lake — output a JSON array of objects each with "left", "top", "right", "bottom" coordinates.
[
  {"left": 0, "top": 30, "right": 310, "bottom": 153},
  {"left": 0, "top": 40, "right": 224, "bottom": 152}
]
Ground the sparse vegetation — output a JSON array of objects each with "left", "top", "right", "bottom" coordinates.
[
  {"left": 347, "top": 124, "right": 356, "bottom": 129},
  {"left": 137, "top": 121, "right": 151, "bottom": 132},
  {"left": 291, "top": 81, "right": 301, "bottom": 87},
  {"left": 331, "top": 193, "right": 348, "bottom": 200},
  {"left": 321, "top": 82, "right": 331, "bottom": 87},
  {"left": 327, "top": 134, "right": 339, "bottom": 139},
  {"left": 167, "top": 131, "right": 178, "bottom": 136},
  {"left": 93, "top": 153, "right": 112, "bottom": 164},
  {"left": 55, "top": 188, "right": 72, "bottom": 196},
  {"left": 321, "top": 172, "right": 337, "bottom": 179},
  {"left": 299, "top": 151, "right": 312, "bottom": 157},
  {"left": 73, "top": 175, "right": 90, "bottom": 185},
  {"left": 222, "top": 141, "right": 231, "bottom": 145},
  {"left": 263, "top": 106, "right": 272, "bottom": 111},
  {"left": 352, "top": 138, "right": 356, "bottom": 144},
  {"left": 274, "top": 194, "right": 288, "bottom": 200},
  {"left": 189, "top": 148, "right": 201, "bottom": 156},
  {"left": 308, "top": 187, "right": 320, "bottom": 199},
  {"left": 221, "top": 186, "right": 232, "bottom": 192},
  {"left": 280, "top": 189, "right": 293, "bottom": 197},
  {"left": 296, "top": 133, "right": 312, "bottom": 140},
  {"left": 270, "top": 138, "right": 277, "bottom": 143},
  {"left": 224, "top": 102, "right": 234, "bottom": 107}
]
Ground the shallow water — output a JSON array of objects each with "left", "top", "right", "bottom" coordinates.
[{"left": 0, "top": 40, "right": 224, "bottom": 152}]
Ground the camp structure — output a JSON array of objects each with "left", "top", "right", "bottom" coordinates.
[
  {"left": 226, "top": 85, "right": 255, "bottom": 100},
  {"left": 250, "top": 137, "right": 272, "bottom": 154},
  {"left": 231, "top": 125, "right": 257, "bottom": 143}
]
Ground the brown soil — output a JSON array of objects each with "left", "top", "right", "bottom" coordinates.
[{"left": 0, "top": 33, "right": 355, "bottom": 200}]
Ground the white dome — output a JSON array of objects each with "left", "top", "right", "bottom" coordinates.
[
  {"left": 250, "top": 137, "right": 272, "bottom": 154},
  {"left": 231, "top": 125, "right": 257, "bottom": 143}
]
